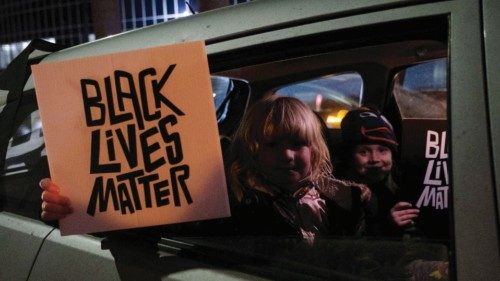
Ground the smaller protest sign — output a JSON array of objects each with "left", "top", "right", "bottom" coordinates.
[
  {"left": 32, "top": 41, "right": 230, "bottom": 235},
  {"left": 399, "top": 119, "right": 449, "bottom": 239}
]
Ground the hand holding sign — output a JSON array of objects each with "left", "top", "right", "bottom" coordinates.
[
  {"left": 40, "top": 178, "right": 72, "bottom": 221},
  {"left": 390, "top": 201, "right": 420, "bottom": 227},
  {"left": 32, "top": 41, "right": 230, "bottom": 235}
]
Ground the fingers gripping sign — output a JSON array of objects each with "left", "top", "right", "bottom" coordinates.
[
  {"left": 390, "top": 201, "right": 420, "bottom": 227},
  {"left": 40, "top": 178, "right": 73, "bottom": 221}
]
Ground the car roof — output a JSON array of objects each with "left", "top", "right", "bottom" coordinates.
[
  {"left": 21, "top": 0, "right": 423, "bottom": 92},
  {"left": 40, "top": 0, "right": 411, "bottom": 63}
]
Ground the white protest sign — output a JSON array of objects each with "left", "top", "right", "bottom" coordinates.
[{"left": 32, "top": 41, "right": 230, "bottom": 235}]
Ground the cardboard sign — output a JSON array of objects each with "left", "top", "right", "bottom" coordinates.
[{"left": 32, "top": 41, "right": 230, "bottom": 235}]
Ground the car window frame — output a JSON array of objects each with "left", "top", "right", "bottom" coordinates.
[{"left": 206, "top": 2, "right": 500, "bottom": 280}]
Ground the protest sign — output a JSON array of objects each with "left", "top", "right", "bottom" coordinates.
[
  {"left": 32, "top": 41, "right": 230, "bottom": 235},
  {"left": 399, "top": 119, "right": 449, "bottom": 239}
]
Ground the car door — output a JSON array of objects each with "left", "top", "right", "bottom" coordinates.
[{"left": 1, "top": 1, "right": 499, "bottom": 280}]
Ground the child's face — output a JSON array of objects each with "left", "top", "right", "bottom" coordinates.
[
  {"left": 257, "top": 136, "right": 312, "bottom": 190},
  {"left": 352, "top": 144, "right": 393, "bottom": 184}
]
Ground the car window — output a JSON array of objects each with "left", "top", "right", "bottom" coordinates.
[
  {"left": 0, "top": 90, "right": 48, "bottom": 219},
  {"left": 3, "top": 110, "right": 44, "bottom": 177},
  {"left": 391, "top": 58, "right": 450, "bottom": 240},
  {"left": 274, "top": 72, "right": 362, "bottom": 128},
  {"left": 393, "top": 59, "right": 447, "bottom": 119},
  {"left": 205, "top": 15, "right": 451, "bottom": 280}
]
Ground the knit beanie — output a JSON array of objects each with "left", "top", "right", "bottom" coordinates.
[{"left": 340, "top": 107, "right": 398, "bottom": 152}]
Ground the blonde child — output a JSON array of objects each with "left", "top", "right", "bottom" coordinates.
[{"left": 227, "top": 96, "right": 369, "bottom": 243}]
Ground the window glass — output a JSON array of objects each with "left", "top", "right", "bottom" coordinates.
[
  {"left": 393, "top": 58, "right": 450, "bottom": 240},
  {"left": 274, "top": 72, "right": 363, "bottom": 128},
  {"left": 0, "top": 108, "right": 47, "bottom": 219},
  {"left": 212, "top": 76, "right": 250, "bottom": 127},
  {"left": 206, "top": 37, "right": 450, "bottom": 279},
  {"left": 3, "top": 111, "right": 45, "bottom": 176},
  {"left": 0, "top": 90, "right": 7, "bottom": 112},
  {"left": 393, "top": 59, "right": 447, "bottom": 119}
]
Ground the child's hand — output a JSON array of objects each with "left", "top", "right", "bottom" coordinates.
[
  {"left": 39, "top": 178, "right": 73, "bottom": 221},
  {"left": 390, "top": 201, "right": 420, "bottom": 227}
]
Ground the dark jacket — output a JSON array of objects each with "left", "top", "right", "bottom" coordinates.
[
  {"left": 335, "top": 167, "right": 403, "bottom": 237},
  {"left": 229, "top": 171, "right": 365, "bottom": 241}
]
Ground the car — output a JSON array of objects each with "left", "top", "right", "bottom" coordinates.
[{"left": 1, "top": 0, "right": 499, "bottom": 280}]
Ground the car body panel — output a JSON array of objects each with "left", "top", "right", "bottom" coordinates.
[
  {"left": 0, "top": 212, "right": 53, "bottom": 281},
  {"left": 28, "top": 231, "right": 121, "bottom": 281},
  {"left": 483, "top": 0, "right": 500, "bottom": 229},
  {"left": 447, "top": 1, "right": 500, "bottom": 280},
  {"left": 29, "top": 229, "right": 270, "bottom": 281}
]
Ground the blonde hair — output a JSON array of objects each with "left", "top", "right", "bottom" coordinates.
[{"left": 230, "top": 96, "right": 332, "bottom": 193}]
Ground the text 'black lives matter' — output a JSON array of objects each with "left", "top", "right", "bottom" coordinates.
[{"left": 80, "top": 64, "right": 193, "bottom": 216}]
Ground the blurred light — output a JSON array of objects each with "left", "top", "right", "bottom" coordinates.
[
  {"left": 315, "top": 94, "right": 322, "bottom": 111},
  {"left": 326, "top": 109, "right": 348, "bottom": 129}
]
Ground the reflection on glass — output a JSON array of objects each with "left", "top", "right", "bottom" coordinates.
[
  {"left": 274, "top": 72, "right": 363, "bottom": 128},
  {"left": 393, "top": 59, "right": 448, "bottom": 119},
  {"left": 3, "top": 111, "right": 45, "bottom": 176}
]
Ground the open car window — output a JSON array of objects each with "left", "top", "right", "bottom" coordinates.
[{"left": 158, "top": 16, "right": 452, "bottom": 281}]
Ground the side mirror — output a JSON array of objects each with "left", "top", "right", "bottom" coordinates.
[{"left": 210, "top": 76, "right": 251, "bottom": 138}]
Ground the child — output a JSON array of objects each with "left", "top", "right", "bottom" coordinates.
[
  {"left": 40, "top": 96, "right": 368, "bottom": 243},
  {"left": 227, "top": 96, "right": 369, "bottom": 243},
  {"left": 335, "top": 106, "right": 420, "bottom": 236}
]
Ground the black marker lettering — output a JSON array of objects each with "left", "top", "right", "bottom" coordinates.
[
  {"left": 153, "top": 64, "right": 185, "bottom": 116},
  {"left": 139, "top": 68, "right": 161, "bottom": 121},
  {"left": 114, "top": 70, "right": 144, "bottom": 129},
  {"left": 170, "top": 165, "right": 192, "bottom": 206},
  {"left": 154, "top": 180, "right": 170, "bottom": 207},
  {"left": 105, "top": 76, "right": 133, "bottom": 125},
  {"left": 86, "top": 177, "right": 120, "bottom": 216},
  {"left": 81, "top": 79, "right": 105, "bottom": 126},
  {"left": 140, "top": 126, "right": 165, "bottom": 172},
  {"left": 159, "top": 114, "right": 183, "bottom": 165},
  {"left": 116, "top": 124, "right": 138, "bottom": 169},
  {"left": 90, "top": 129, "right": 120, "bottom": 173}
]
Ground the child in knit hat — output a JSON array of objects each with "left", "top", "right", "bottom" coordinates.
[{"left": 336, "top": 106, "right": 420, "bottom": 236}]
